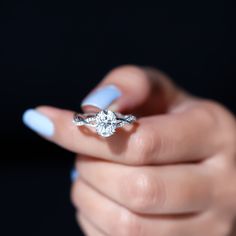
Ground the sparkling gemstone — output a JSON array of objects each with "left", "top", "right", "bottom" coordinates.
[{"left": 95, "top": 110, "right": 117, "bottom": 137}]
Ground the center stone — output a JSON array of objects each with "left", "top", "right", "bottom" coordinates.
[{"left": 95, "top": 110, "right": 117, "bottom": 137}]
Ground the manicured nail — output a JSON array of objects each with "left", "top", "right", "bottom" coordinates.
[
  {"left": 81, "top": 85, "right": 122, "bottom": 110},
  {"left": 22, "top": 109, "right": 54, "bottom": 137},
  {"left": 70, "top": 168, "right": 79, "bottom": 182}
]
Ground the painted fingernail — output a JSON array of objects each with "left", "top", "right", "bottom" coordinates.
[
  {"left": 22, "top": 109, "right": 54, "bottom": 137},
  {"left": 81, "top": 85, "right": 122, "bottom": 110},
  {"left": 70, "top": 168, "right": 79, "bottom": 182}
]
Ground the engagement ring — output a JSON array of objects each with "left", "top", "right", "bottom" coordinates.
[{"left": 73, "top": 109, "right": 136, "bottom": 137}]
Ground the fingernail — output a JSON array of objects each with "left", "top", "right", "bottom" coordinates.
[
  {"left": 22, "top": 109, "right": 54, "bottom": 137},
  {"left": 81, "top": 85, "right": 122, "bottom": 110},
  {"left": 70, "top": 168, "right": 79, "bottom": 182}
]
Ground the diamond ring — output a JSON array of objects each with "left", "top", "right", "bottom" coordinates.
[{"left": 73, "top": 109, "right": 136, "bottom": 137}]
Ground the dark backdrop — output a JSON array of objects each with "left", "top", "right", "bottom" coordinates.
[{"left": 0, "top": 2, "right": 235, "bottom": 236}]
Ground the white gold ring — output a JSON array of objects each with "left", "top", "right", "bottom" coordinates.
[{"left": 73, "top": 109, "right": 136, "bottom": 137}]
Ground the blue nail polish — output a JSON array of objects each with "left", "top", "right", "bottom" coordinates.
[
  {"left": 70, "top": 168, "right": 79, "bottom": 182},
  {"left": 22, "top": 109, "right": 54, "bottom": 137},
  {"left": 81, "top": 85, "right": 122, "bottom": 110}
]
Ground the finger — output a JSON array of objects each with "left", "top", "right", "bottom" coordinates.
[
  {"left": 23, "top": 100, "right": 217, "bottom": 165},
  {"left": 22, "top": 66, "right": 212, "bottom": 164},
  {"left": 77, "top": 213, "right": 107, "bottom": 236},
  {"left": 81, "top": 65, "right": 186, "bottom": 115},
  {"left": 71, "top": 178, "right": 208, "bottom": 236},
  {"left": 76, "top": 157, "right": 212, "bottom": 214}
]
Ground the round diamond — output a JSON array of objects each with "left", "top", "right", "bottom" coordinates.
[{"left": 95, "top": 110, "right": 117, "bottom": 137}]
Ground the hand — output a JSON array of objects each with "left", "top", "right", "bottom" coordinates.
[{"left": 23, "top": 66, "right": 236, "bottom": 236}]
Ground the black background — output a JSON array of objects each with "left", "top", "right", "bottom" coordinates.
[{"left": 0, "top": 1, "right": 235, "bottom": 236}]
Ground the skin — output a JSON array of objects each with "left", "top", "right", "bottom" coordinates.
[{"left": 37, "top": 66, "right": 236, "bottom": 236}]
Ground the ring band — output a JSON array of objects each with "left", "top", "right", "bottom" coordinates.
[{"left": 73, "top": 109, "right": 136, "bottom": 137}]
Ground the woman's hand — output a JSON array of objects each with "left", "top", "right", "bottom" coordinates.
[{"left": 23, "top": 66, "right": 236, "bottom": 235}]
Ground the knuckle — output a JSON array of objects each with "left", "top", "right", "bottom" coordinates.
[
  {"left": 182, "top": 186, "right": 197, "bottom": 206},
  {"left": 214, "top": 217, "right": 232, "bottom": 236},
  {"left": 123, "top": 171, "right": 164, "bottom": 212},
  {"left": 130, "top": 127, "right": 156, "bottom": 165},
  {"left": 216, "top": 222, "right": 232, "bottom": 236},
  {"left": 193, "top": 100, "right": 231, "bottom": 128},
  {"left": 195, "top": 100, "right": 236, "bottom": 149},
  {"left": 208, "top": 220, "right": 231, "bottom": 236},
  {"left": 113, "top": 210, "right": 143, "bottom": 236},
  {"left": 190, "top": 101, "right": 216, "bottom": 127},
  {"left": 199, "top": 214, "right": 233, "bottom": 236}
]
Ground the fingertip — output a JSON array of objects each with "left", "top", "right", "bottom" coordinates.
[
  {"left": 80, "top": 66, "right": 152, "bottom": 113},
  {"left": 22, "top": 108, "right": 55, "bottom": 137},
  {"left": 81, "top": 84, "right": 122, "bottom": 110}
]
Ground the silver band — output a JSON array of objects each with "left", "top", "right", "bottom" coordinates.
[{"left": 73, "top": 109, "right": 136, "bottom": 137}]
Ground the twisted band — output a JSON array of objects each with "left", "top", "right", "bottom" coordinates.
[{"left": 73, "top": 109, "right": 136, "bottom": 137}]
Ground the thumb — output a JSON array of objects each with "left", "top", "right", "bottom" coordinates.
[{"left": 81, "top": 65, "right": 186, "bottom": 115}]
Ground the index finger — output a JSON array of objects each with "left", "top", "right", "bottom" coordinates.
[
  {"left": 23, "top": 103, "right": 217, "bottom": 165},
  {"left": 22, "top": 65, "right": 217, "bottom": 165}
]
